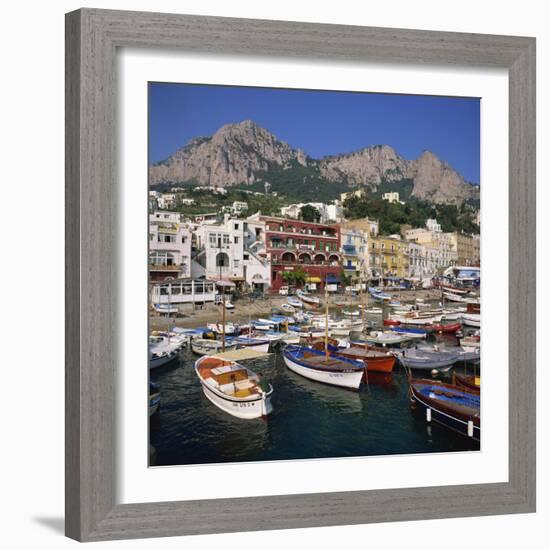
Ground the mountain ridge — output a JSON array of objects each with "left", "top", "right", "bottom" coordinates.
[{"left": 150, "top": 120, "right": 479, "bottom": 205}]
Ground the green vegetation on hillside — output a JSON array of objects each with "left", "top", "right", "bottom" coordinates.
[
  {"left": 343, "top": 194, "right": 479, "bottom": 235},
  {"left": 154, "top": 185, "right": 287, "bottom": 219},
  {"left": 248, "top": 160, "right": 349, "bottom": 202}
]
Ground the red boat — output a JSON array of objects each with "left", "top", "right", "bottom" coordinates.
[
  {"left": 430, "top": 322, "right": 462, "bottom": 333},
  {"left": 383, "top": 319, "right": 401, "bottom": 326},
  {"left": 310, "top": 339, "right": 396, "bottom": 374}
]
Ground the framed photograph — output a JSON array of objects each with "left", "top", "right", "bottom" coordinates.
[{"left": 66, "top": 8, "right": 536, "bottom": 542}]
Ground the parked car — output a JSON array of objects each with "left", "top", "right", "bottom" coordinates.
[{"left": 279, "top": 286, "right": 290, "bottom": 296}]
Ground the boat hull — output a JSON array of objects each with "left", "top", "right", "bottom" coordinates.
[
  {"left": 149, "top": 350, "right": 179, "bottom": 369},
  {"left": 199, "top": 381, "right": 273, "bottom": 419},
  {"left": 409, "top": 382, "right": 480, "bottom": 441},
  {"left": 283, "top": 353, "right": 363, "bottom": 390}
]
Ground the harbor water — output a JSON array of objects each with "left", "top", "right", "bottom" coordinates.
[{"left": 149, "top": 339, "right": 480, "bottom": 467}]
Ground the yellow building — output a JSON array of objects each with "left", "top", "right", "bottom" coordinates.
[
  {"left": 369, "top": 235, "right": 408, "bottom": 278},
  {"left": 447, "top": 231, "right": 479, "bottom": 266}
]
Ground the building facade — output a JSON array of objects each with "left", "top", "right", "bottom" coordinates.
[
  {"left": 259, "top": 215, "right": 341, "bottom": 291},
  {"left": 341, "top": 228, "right": 369, "bottom": 283},
  {"left": 148, "top": 211, "right": 192, "bottom": 282},
  {"left": 404, "top": 218, "right": 453, "bottom": 272},
  {"left": 193, "top": 216, "right": 271, "bottom": 291},
  {"left": 369, "top": 235, "right": 408, "bottom": 279},
  {"left": 447, "top": 231, "right": 479, "bottom": 266}
]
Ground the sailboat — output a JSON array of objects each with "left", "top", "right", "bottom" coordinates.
[{"left": 282, "top": 281, "right": 364, "bottom": 390}]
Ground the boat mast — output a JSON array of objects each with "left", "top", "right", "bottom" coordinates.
[
  {"left": 218, "top": 236, "right": 226, "bottom": 352},
  {"left": 324, "top": 277, "right": 329, "bottom": 358},
  {"left": 167, "top": 282, "right": 171, "bottom": 345}
]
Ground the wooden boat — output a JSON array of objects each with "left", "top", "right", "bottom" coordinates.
[
  {"left": 287, "top": 296, "right": 303, "bottom": 308},
  {"left": 460, "top": 333, "right": 481, "bottom": 348},
  {"left": 296, "top": 289, "right": 321, "bottom": 306},
  {"left": 148, "top": 382, "right": 161, "bottom": 416},
  {"left": 452, "top": 372, "right": 480, "bottom": 393},
  {"left": 310, "top": 340, "right": 396, "bottom": 374},
  {"left": 409, "top": 379, "right": 480, "bottom": 440},
  {"left": 232, "top": 335, "right": 271, "bottom": 353},
  {"left": 289, "top": 325, "right": 325, "bottom": 339},
  {"left": 384, "top": 318, "right": 401, "bottom": 326},
  {"left": 149, "top": 335, "right": 181, "bottom": 369},
  {"left": 153, "top": 303, "right": 179, "bottom": 315},
  {"left": 282, "top": 345, "right": 365, "bottom": 389},
  {"left": 461, "top": 314, "right": 480, "bottom": 327},
  {"left": 443, "top": 291, "right": 468, "bottom": 303},
  {"left": 430, "top": 322, "right": 462, "bottom": 333},
  {"left": 191, "top": 338, "right": 237, "bottom": 356},
  {"left": 195, "top": 356, "right": 273, "bottom": 419},
  {"left": 342, "top": 308, "right": 360, "bottom": 317},
  {"left": 398, "top": 348, "right": 459, "bottom": 371}
]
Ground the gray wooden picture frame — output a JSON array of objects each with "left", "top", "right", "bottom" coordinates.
[{"left": 65, "top": 8, "right": 536, "bottom": 542}]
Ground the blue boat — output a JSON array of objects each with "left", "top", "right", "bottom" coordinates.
[
  {"left": 409, "top": 379, "right": 480, "bottom": 440},
  {"left": 282, "top": 345, "right": 364, "bottom": 389}
]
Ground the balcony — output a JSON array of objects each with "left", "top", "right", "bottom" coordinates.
[
  {"left": 149, "top": 263, "right": 181, "bottom": 273},
  {"left": 342, "top": 244, "right": 357, "bottom": 256}
]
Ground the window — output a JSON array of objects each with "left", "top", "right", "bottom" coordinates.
[
  {"left": 234, "top": 223, "right": 239, "bottom": 230},
  {"left": 234, "top": 236, "right": 239, "bottom": 244},
  {"left": 223, "top": 234, "right": 230, "bottom": 245},
  {"left": 181, "top": 236, "right": 186, "bottom": 244},
  {"left": 244, "top": 253, "right": 249, "bottom": 260},
  {"left": 209, "top": 233, "right": 218, "bottom": 247}
]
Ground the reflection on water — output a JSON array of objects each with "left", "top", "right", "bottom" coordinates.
[{"left": 150, "top": 347, "right": 480, "bottom": 467}]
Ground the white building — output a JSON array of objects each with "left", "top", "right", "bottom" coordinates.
[
  {"left": 193, "top": 215, "right": 270, "bottom": 291},
  {"left": 158, "top": 193, "right": 177, "bottom": 209},
  {"left": 229, "top": 201, "right": 248, "bottom": 215},
  {"left": 341, "top": 228, "right": 369, "bottom": 282},
  {"left": 382, "top": 192, "right": 404, "bottom": 204},
  {"left": 404, "top": 218, "right": 452, "bottom": 272},
  {"left": 280, "top": 201, "right": 343, "bottom": 223},
  {"left": 149, "top": 211, "right": 192, "bottom": 281}
]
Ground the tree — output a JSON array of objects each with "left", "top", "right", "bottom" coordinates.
[{"left": 299, "top": 204, "right": 321, "bottom": 222}]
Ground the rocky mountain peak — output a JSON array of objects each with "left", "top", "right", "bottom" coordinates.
[{"left": 149, "top": 120, "right": 478, "bottom": 206}]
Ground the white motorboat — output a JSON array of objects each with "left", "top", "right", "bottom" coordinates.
[
  {"left": 207, "top": 322, "right": 239, "bottom": 335},
  {"left": 195, "top": 356, "right": 273, "bottom": 419},
  {"left": 149, "top": 335, "right": 181, "bottom": 369}
]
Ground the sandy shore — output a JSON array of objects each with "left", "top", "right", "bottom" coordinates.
[{"left": 149, "top": 289, "right": 443, "bottom": 332}]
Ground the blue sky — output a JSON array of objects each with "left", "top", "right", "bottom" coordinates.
[{"left": 149, "top": 83, "right": 480, "bottom": 184}]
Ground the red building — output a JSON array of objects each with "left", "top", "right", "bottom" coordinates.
[{"left": 260, "top": 216, "right": 341, "bottom": 291}]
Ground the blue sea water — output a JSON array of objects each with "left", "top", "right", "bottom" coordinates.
[{"left": 149, "top": 345, "right": 480, "bottom": 467}]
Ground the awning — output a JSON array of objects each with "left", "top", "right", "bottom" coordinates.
[
  {"left": 326, "top": 275, "right": 341, "bottom": 283},
  {"left": 228, "top": 276, "right": 245, "bottom": 281},
  {"left": 215, "top": 280, "right": 236, "bottom": 287},
  {"left": 305, "top": 276, "right": 322, "bottom": 283}
]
